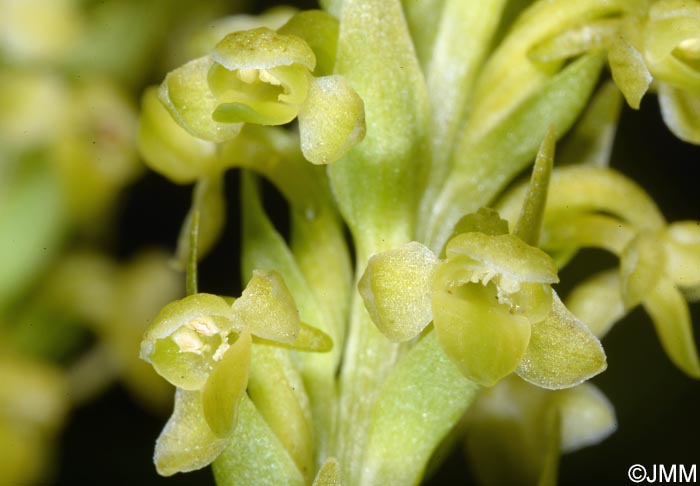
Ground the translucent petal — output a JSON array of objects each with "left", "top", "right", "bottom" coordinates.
[
  {"left": 232, "top": 269, "right": 301, "bottom": 344},
  {"left": 158, "top": 57, "right": 242, "bottom": 143},
  {"left": 643, "top": 277, "right": 700, "bottom": 378},
  {"left": 202, "top": 332, "right": 251, "bottom": 437},
  {"left": 433, "top": 276, "right": 531, "bottom": 386},
  {"left": 620, "top": 231, "right": 666, "bottom": 309},
  {"left": 608, "top": 36, "right": 652, "bottom": 109},
  {"left": 358, "top": 242, "right": 437, "bottom": 342},
  {"left": 529, "top": 18, "right": 619, "bottom": 63},
  {"left": 312, "top": 458, "right": 341, "bottom": 486},
  {"left": 516, "top": 291, "right": 607, "bottom": 389},
  {"left": 298, "top": 75, "right": 366, "bottom": 165},
  {"left": 658, "top": 83, "right": 700, "bottom": 144},
  {"left": 212, "top": 27, "right": 316, "bottom": 71},
  {"left": 565, "top": 270, "right": 626, "bottom": 338},
  {"left": 138, "top": 87, "right": 218, "bottom": 184},
  {"left": 664, "top": 221, "right": 700, "bottom": 288},
  {"left": 141, "top": 293, "right": 236, "bottom": 390},
  {"left": 154, "top": 389, "right": 228, "bottom": 476},
  {"left": 554, "top": 383, "right": 617, "bottom": 453},
  {"left": 446, "top": 233, "right": 559, "bottom": 285},
  {"left": 514, "top": 126, "right": 555, "bottom": 246}
]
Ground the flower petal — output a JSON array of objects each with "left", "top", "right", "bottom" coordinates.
[
  {"left": 608, "top": 35, "right": 652, "bottom": 109},
  {"left": 658, "top": 83, "right": 700, "bottom": 144},
  {"left": 141, "top": 293, "right": 236, "bottom": 390},
  {"left": 298, "top": 75, "right": 366, "bottom": 164},
  {"left": 565, "top": 270, "right": 626, "bottom": 338},
  {"left": 154, "top": 389, "right": 228, "bottom": 476},
  {"left": 158, "top": 57, "right": 242, "bottom": 143},
  {"left": 554, "top": 382, "right": 617, "bottom": 453},
  {"left": 312, "top": 458, "right": 341, "bottom": 486},
  {"left": 202, "top": 332, "right": 251, "bottom": 437},
  {"left": 433, "top": 273, "right": 531, "bottom": 386},
  {"left": 232, "top": 269, "right": 300, "bottom": 344},
  {"left": 664, "top": 221, "right": 700, "bottom": 288},
  {"left": 358, "top": 242, "right": 437, "bottom": 342},
  {"left": 643, "top": 277, "right": 700, "bottom": 378},
  {"left": 212, "top": 27, "right": 316, "bottom": 71},
  {"left": 446, "top": 232, "right": 559, "bottom": 285},
  {"left": 138, "top": 87, "right": 218, "bottom": 183},
  {"left": 620, "top": 231, "right": 666, "bottom": 309},
  {"left": 516, "top": 291, "right": 607, "bottom": 389}
]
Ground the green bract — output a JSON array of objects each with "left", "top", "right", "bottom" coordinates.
[{"left": 156, "top": 26, "right": 365, "bottom": 164}]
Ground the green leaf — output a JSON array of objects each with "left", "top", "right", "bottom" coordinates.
[
  {"left": 202, "top": 332, "right": 251, "bottom": 437},
  {"left": 514, "top": 126, "right": 555, "bottom": 246},
  {"left": 298, "top": 75, "right": 365, "bottom": 164},
  {"left": 432, "top": 268, "right": 532, "bottom": 386},
  {"left": 362, "top": 332, "right": 479, "bottom": 484},
  {"left": 212, "top": 396, "right": 305, "bottom": 486},
  {"left": 643, "top": 277, "right": 700, "bottom": 378},
  {"left": 516, "top": 291, "right": 607, "bottom": 389},
  {"left": 159, "top": 57, "right": 242, "bottom": 143},
  {"left": 154, "top": 389, "right": 228, "bottom": 476},
  {"left": 608, "top": 35, "right": 652, "bottom": 109},
  {"left": 427, "top": 53, "right": 605, "bottom": 251},
  {"left": 358, "top": 242, "right": 437, "bottom": 342},
  {"left": 232, "top": 270, "right": 301, "bottom": 344},
  {"left": 658, "top": 84, "right": 700, "bottom": 144},
  {"left": 565, "top": 270, "right": 626, "bottom": 338},
  {"left": 330, "top": 0, "right": 429, "bottom": 240},
  {"left": 278, "top": 10, "right": 339, "bottom": 76}
]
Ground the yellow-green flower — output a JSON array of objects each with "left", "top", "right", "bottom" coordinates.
[
  {"left": 157, "top": 23, "right": 365, "bottom": 164},
  {"left": 140, "top": 270, "right": 331, "bottom": 475},
  {"left": 359, "top": 220, "right": 606, "bottom": 389}
]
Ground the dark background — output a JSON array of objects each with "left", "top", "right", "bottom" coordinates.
[{"left": 54, "top": 1, "right": 700, "bottom": 484}]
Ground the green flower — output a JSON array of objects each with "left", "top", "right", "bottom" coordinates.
[
  {"left": 157, "top": 24, "right": 365, "bottom": 164},
  {"left": 140, "top": 270, "right": 331, "bottom": 475},
  {"left": 530, "top": 0, "right": 700, "bottom": 143},
  {"left": 358, "top": 220, "right": 606, "bottom": 388},
  {"left": 497, "top": 165, "right": 700, "bottom": 378}
]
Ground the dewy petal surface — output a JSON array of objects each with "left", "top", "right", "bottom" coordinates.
[
  {"left": 359, "top": 242, "right": 437, "bottom": 342},
  {"left": 516, "top": 291, "right": 607, "bottom": 389}
]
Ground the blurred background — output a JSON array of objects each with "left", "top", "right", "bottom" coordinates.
[{"left": 1, "top": 0, "right": 698, "bottom": 484}]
